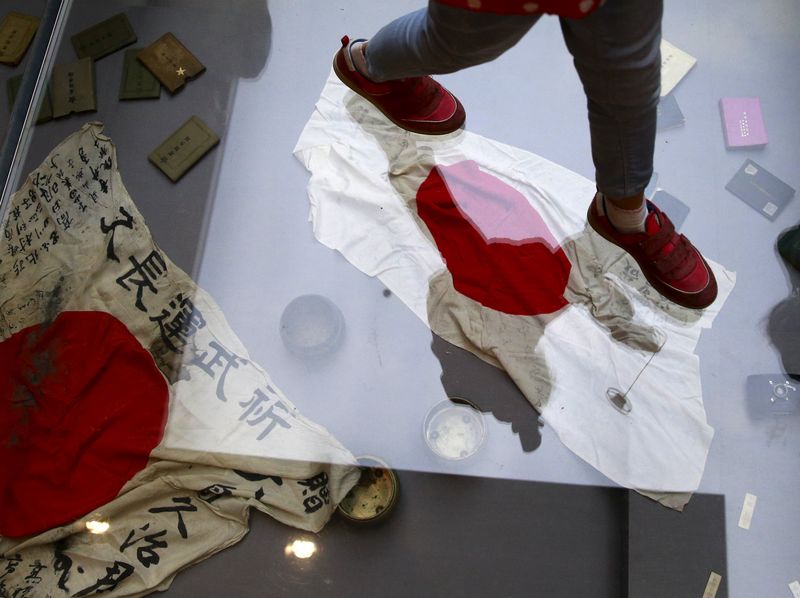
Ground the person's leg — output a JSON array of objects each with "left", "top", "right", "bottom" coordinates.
[
  {"left": 563, "top": 0, "right": 717, "bottom": 309},
  {"left": 335, "top": 4, "right": 538, "bottom": 135},
  {"left": 364, "top": 3, "right": 540, "bottom": 82},
  {"left": 560, "top": 0, "right": 661, "bottom": 231}
]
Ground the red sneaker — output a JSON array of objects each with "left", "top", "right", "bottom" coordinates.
[
  {"left": 333, "top": 36, "right": 466, "bottom": 135},
  {"left": 587, "top": 194, "right": 718, "bottom": 309}
]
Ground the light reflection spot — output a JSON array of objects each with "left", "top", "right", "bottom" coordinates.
[
  {"left": 86, "top": 520, "right": 110, "bottom": 534},
  {"left": 285, "top": 539, "right": 317, "bottom": 559}
]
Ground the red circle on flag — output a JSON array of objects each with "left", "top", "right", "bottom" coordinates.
[
  {"left": 0, "top": 311, "right": 169, "bottom": 537},
  {"left": 416, "top": 160, "right": 572, "bottom": 316}
]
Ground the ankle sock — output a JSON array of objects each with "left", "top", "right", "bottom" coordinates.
[
  {"left": 350, "top": 41, "right": 371, "bottom": 78},
  {"left": 602, "top": 194, "right": 647, "bottom": 233}
]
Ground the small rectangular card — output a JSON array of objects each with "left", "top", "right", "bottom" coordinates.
[
  {"left": 660, "top": 39, "right": 696, "bottom": 97},
  {"left": 719, "top": 97, "right": 768, "bottom": 148},
  {"left": 652, "top": 189, "right": 690, "bottom": 230},
  {"left": 6, "top": 74, "right": 53, "bottom": 124},
  {"left": 702, "top": 572, "right": 722, "bottom": 598},
  {"left": 0, "top": 12, "right": 40, "bottom": 66},
  {"left": 119, "top": 48, "right": 161, "bottom": 100},
  {"left": 148, "top": 116, "right": 219, "bottom": 182},
  {"left": 726, "top": 159, "right": 795, "bottom": 221},
  {"left": 737, "top": 493, "right": 757, "bottom": 530},
  {"left": 71, "top": 13, "right": 136, "bottom": 60},
  {"left": 137, "top": 33, "right": 204, "bottom": 94},
  {"left": 657, "top": 93, "right": 685, "bottom": 130},
  {"left": 51, "top": 57, "right": 97, "bottom": 118}
]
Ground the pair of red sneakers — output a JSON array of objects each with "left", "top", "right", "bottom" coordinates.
[{"left": 332, "top": 36, "right": 718, "bottom": 310}]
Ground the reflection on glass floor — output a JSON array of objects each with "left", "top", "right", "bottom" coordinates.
[{"left": 1, "top": 1, "right": 798, "bottom": 597}]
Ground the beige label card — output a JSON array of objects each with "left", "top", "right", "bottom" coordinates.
[
  {"left": 661, "top": 39, "right": 697, "bottom": 97},
  {"left": 0, "top": 12, "right": 39, "bottom": 66},
  {"left": 702, "top": 572, "right": 722, "bottom": 598},
  {"left": 148, "top": 116, "right": 219, "bottom": 182}
]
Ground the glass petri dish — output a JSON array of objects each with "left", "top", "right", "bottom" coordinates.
[{"left": 423, "top": 397, "right": 486, "bottom": 461}]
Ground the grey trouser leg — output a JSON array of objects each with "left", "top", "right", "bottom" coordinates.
[
  {"left": 560, "top": 0, "right": 662, "bottom": 197},
  {"left": 366, "top": 3, "right": 539, "bottom": 81},
  {"left": 365, "top": 0, "right": 662, "bottom": 199}
]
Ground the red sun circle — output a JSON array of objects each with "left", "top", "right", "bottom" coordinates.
[
  {"left": 416, "top": 160, "right": 572, "bottom": 316},
  {"left": 0, "top": 311, "right": 169, "bottom": 538}
]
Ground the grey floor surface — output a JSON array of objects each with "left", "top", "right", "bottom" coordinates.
[{"left": 2, "top": 0, "right": 799, "bottom": 596}]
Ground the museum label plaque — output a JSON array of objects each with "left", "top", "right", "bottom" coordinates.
[
  {"left": 137, "top": 33, "right": 205, "bottom": 94},
  {"left": 51, "top": 57, "right": 97, "bottom": 118},
  {"left": 148, "top": 116, "right": 219, "bottom": 182},
  {"left": 71, "top": 12, "right": 137, "bottom": 60},
  {"left": 0, "top": 12, "right": 39, "bottom": 66},
  {"left": 119, "top": 48, "right": 161, "bottom": 100}
]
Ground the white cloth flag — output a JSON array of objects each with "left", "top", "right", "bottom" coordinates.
[
  {"left": 294, "top": 72, "right": 736, "bottom": 510},
  {"left": 0, "top": 123, "right": 358, "bottom": 597}
]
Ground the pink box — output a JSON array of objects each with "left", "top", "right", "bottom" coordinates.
[{"left": 720, "top": 97, "right": 768, "bottom": 148}]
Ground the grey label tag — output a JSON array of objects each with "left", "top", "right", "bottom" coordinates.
[
  {"left": 651, "top": 189, "right": 690, "bottom": 230},
  {"left": 726, "top": 159, "right": 795, "bottom": 221},
  {"left": 657, "top": 93, "right": 685, "bottom": 131}
]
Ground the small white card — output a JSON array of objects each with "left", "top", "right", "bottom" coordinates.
[
  {"left": 789, "top": 580, "right": 800, "bottom": 598},
  {"left": 661, "top": 39, "right": 697, "bottom": 97},
  {"left": 738, "top": 493, "right": 757, "bottom": 530}
]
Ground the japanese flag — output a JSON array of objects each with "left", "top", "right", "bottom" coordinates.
[
  {"left": 0, "top": 123, "right": 358, "bottom": 597},
  {"left": 294, "top": 72, "right": 736, "bottom": 510}
]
